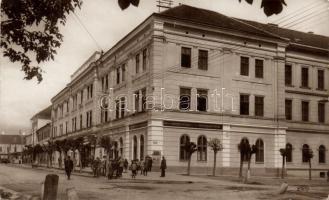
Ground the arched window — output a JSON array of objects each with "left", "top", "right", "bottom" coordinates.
[
  {"left": 133, "top": 135, "right": 137, "bottom": 160},
  {"left": 286, "top": 143, "right": 293, "bottom": 163},
  {"left": 240, "top": 137, "right": 249, "bottom": 161},
  {"left": 319, "top": 145, "right": 326, "bottom": 163},
  {"left": 119, "top": 137, "right": 123, "bottom": 157},
  {"left": 302, "top": 144, "right": 310, "bottom": 163},
  {"left": 255, "top": 139, "right": 264, "bottom": 163},
  {"left": 197, "top": 135, "right": 207, "bottom": 161},
  {"left": 140, "top": 135, "right": 144, "bottom": 160},
  {"left": 180, "top": 135, "right": 190, "bottom": 161}
]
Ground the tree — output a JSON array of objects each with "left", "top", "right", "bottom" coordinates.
[
  {"left": 245, "top": 144, "right": 257, "bottom": 183},
  {"left": 184, "top": 141, "right": 197, "bottom": 176},
  {"left": 279, "top": 148, "right": 287, "bottom": 179},
  {"left": 208, "top": 138, "right": 223, "bottom": 176},
  {"left": 303, "top": 147, "right": 314, "bottom": 180},
  {"left": 99, "top": 135, "right": 114, "bottom": 177},
  {"left": 238, "top": 138, "right": 249, "bottom": 178},
  {"left": 1, "top": 0, "right": 285, "bottom": 82},
  {"left": 33, "top": 144, "right": 43, "bottom": 165}
]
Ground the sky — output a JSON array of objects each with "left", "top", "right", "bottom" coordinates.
[{"left": 0, "top": 0, "right": 328, "bottom": 135}]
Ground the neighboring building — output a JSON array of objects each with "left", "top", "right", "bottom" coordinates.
[
  {"left": 31, "top": 106, "right": 51, "bottom": 146},
  {"left": 49, "top": 5, "right": 328, "bottom": 176},
  {"left": 24, "top": 134, "right": 33, "bottom": 146},
  {"left": 36, "top": 123, "right": 51, "bottom": 145},
  {"left": 0, "top": 134, "right": 25, "bottom": 163}
]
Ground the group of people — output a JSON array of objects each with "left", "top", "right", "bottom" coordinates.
[{"left": 63, "top": 155, "right": 167, "bottom": 180}]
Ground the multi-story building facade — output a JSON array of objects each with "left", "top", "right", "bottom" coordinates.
[
  {"left": 30, "top": 106, "right": 51, "bottom": 146},
  {"left": 0, "top": 134, "right": 25, "bottom": 163},
  {"left": 48, "top": 5, "right": 328, "bottom": 176}
]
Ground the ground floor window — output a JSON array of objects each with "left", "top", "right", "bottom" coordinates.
[
  {"left": 255, "top": 139, "right": 264, "bottom": 163},
  {"left": 286, "top": 143, "right": 293, "bottom": 162},
  {"left": 197, "top": 135, "right": 207, "bottom": 161},
  {"left": 180, "top": 134, "right": 190, "bottom": 161},
  {"left": 319, "top": 145, "right": 326, "bottom": 163}
]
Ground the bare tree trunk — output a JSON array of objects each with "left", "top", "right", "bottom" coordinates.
[
  {"left": 244, "top": 154, "right": 251, "bottom": 183},
  {"left": 213, "top": 151, "right": 217, "bottom": 176},
  {"left": 239, "top": 153, "right": 244, "bottom": 178},
  {"left": 281, "top": 156, "right": 285, "bottom": 179},
  {"left": 309, "top": 160, "right": 312, "bottom": 180},
  {"left": 187, "top": 154, "right": 191, "bottom": 176}
]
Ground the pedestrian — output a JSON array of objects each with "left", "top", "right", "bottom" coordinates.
[
  {"left": 140, "top": 160, "right": 145, "bottom": 175},
  {"left": 64, "top": 156, "right": 74, "bottom": 180},
  {"left": 149, "top": 156, "right": 153, "bottom": 172},
  {"left": 143, "top": 158, "right": 148, "bottom": 176},
  {"left": 101, "top": 156, "right": 106, "bottom": 176},
  {"left": 107, "top": 160, "right": 113, "bottom": 180},
  {"left": 160, "top": 156, "right": 166, "bottom": 177},
  {"left": 119, "top": 158, "right": 124, "bottom": 177},
  {"left": 131, "top": 160, "right": 137, "bottom": 179},
  {"left": 124, "top": 158, "right": 128, "bottom": 173}
]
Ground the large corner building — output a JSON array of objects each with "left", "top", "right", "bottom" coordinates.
[{"left": 46, "top": 5, "right": 329, "bottom": 176}]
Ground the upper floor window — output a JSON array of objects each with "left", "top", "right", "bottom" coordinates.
[
  {"left": 141, "top": 88, "right": 146, "bottom": 112},
  {"left": 240, "top": 56, "right": 249, "bottom": 76},
  {"left": 142, "top": 48, "right": 147, "bottom": 71},
  {"left": 101, "top": 75, "right": 109, "bottom": 91},
  {"left": 87, "top": 84, "right": 93, "bottom": 99},
  {"left": 317, "top": 69, "right": 324, "bottom": 90},
  {"left": 301, "top": 67, "right": 309, "bottom": 88},
  {"left": 255, "top": 96, "right": 264, "bottom": 117},
  {"left": 318, "top": 102, "right": 325, "bottom": 123},
  {"left": 134, "top": 91, "right": 140, "bottom": 112},
  {"left": 285, "top": 99, "right": 292, "bottom": 120},
  {"left": 116, "top": 68, "right": 120, "bottom": 84},
  {"left": 122, "top": 64, "right": 126, "bottom": 82},
  {"left": 180, "top": 88, "right": 191, "bottom": 110},
  {"left": 79, "top": 114, "right": 83, "bottom": 129},
  {"left": 285, "top": 64, "right": 292, "bottom": 86},
  {"left": 301, "top": 101, "right": 309, "bottom": 122},
  {"left": 80, "top": 90, "right": 83, "bottom": 104},
  {"left": 255, "top": 59, "right": 264, "bottom": 78},
  {"left": 181, "top": 47, "right": 191, "bottom": 68},
  {"left": 198, "top": 50, "right": 208, "bottom": 70},
  {"left": 197, "top": 89, "right": 208, "bottom": 112},
  {"left": 135, "top": 53, "right": 140, "bottom": 74},
  {"left": 120, "top": 97, "right": 125, "bottom": 118},
  {"left": 240, "top": 94, "right": 249, "bottom": 115}
]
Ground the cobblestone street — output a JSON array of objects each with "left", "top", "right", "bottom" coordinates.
[{"left": 1, "top": 164, "right": 328, "bottom": 200}]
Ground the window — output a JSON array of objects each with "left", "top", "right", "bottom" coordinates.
[
  {"left": 80, "top": 90, "right": 83, "bottom": 104},
  {"left": 72, "top": 117, "right": 76, "bottom": 132},
  {"left": 134, "top": 91, "right": 140, "bottom": 112},
  {"left": 120, "top": 97, "right": 125, "bottom": 118},
  {"left": 285, "top": 99, "right": 292, "bottom": 120},
  {"left": 285, "top": 64, "right": 292, "bottom": 86},
  {"left": 197, "top": 89, "right": 208, "bottom": 112},
  {"left": 240, "top": 56, "right": 249, "bottom": 76},
  {"left": 79, "top": 114, "right": 82, "bottom": 129},
  {"left": 86, "top": 111, "right": 92, "bottom": 128},
  {"left": 301, "top": 67, "right": 309, "bottom": 88},
  {"left": 141, "top": 88, "right": 146, "bottom": 112},
  {"left": 180, "top": 135, "right": 190, "bottom": 161},
  {"left": 102, "top": 75, "right": 109, "bottom": 91},
  {"left": 302, "top": 144, "right": 310, "bottom": 163},
  {"left": 302, "top": 101, "right": 309, "bottom": 122},
  {"left": 318, "top": 102, "right": 325, "bottom": 123},
  {"left": 317, "top": 69, "right": 324, "bottom": 90},
  {"left": 286, "top": 143, "right": 293, "bottom": 163},
  {"left": 319, "top": 145, "right": 326, "bottom": 163},
  {"left": 104, "top": 110, "right": 108, "bottom": 122},
  {"left": 255, "top": 96, "right": 264, "bottom": 117},
  {"left": 135, "top": 53, "right": 140, "bottom": 74},
  {"left": 122, "top": 64, "right": 126, "bottom": 82},
  {"left": 116, "top": 68, "right": 120, "bottom": 84},
  {"left": 180, "top": 88, "right": 191, "bottom": 110},
  {"left": 140, "top": 135, "right": 144, "bottom": 160},
  {"left": 255, "top": 139, "right": 264, "bottom": 163},
  {"left": 240, "top": 94, "right": 249, "bottom": 115},
  {"left": 197, "top": 135, "right": 207, "bottom": 161},
  {"left": 142, "top": 48, "right": 147, "bottom": 71},
  {"left": 115, "top": 100, "right": 120, "bottom": 119},
  {"left": 119, "top": 137, "right": 123, "bottom": 156},
  {"left": 66, "top": 101, "right": 69, "bottom": 112},
  {"left": 198, "top": 50, "right": 208, "bottom": 70},
  {"left": 87, "top": 84, "right": 93, "bottom": 99},
  {"left": 65, "top": 121, "right": 68, "bottom": 134},
  {"left": 181, "top": 47, "right": 191, "bottom": 68},
  {"left": 133, "top": 135, "right": 137, "bottom": 160},
  {"left": 255, "top": 59, "right": 264, "bottom": 78}
]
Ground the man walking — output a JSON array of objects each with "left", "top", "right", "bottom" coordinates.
[
  {"left": 64, "top": 156, "right": 74, "bottom": 180},
  {"left": 160, "top": 156, "right": 166, "bottom": 177}
]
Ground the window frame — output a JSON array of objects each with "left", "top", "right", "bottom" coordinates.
[
  {"left": 179, "top": 134, "right": 190, "bottom": 161},
  {"left": 317, "top": 69, "right": 324, "bottom": 90},
  {"left": 179, "top": 87, "right": 191, "bottom": 111},
  {"left": 285, "top": 99, "right": 293, "bottom": 120},
  {"left": 301, "top": 67, "right": 309, "bottom": 88},
  {"left": 240, "top": 94, "right": 250, "bottom": 115},
  {"left": 198, "top": 49, "right": 208, "bottom": 70},
  {"left": 240, "top": 56, "right": 249, "bottom": 76},
  {"left": 285, "top": 64, "right": 292, "bottom": 86},
  {"left": 197, "top": 135, "right": 207, "bottom": 161},
  {"left": 301, "top": 101, "right": 309, "bottom": 122},
  {"left": 254, "top": 96, "right": 264, "bottom": 117},
  {"left": 255, "top": 139, "right": 264, "bottom": 163},
  {"left": 255, "top": 59, "right": 264, "bottom": 78},
  {"left": 197, "top": 89, "right": 208, "bottom": 112},
  {"left": 181, "top": 47, "right": 192, "bottom": 68},
  {"left": 318, "top": 145, "right": 326, "bottom": 164}
]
